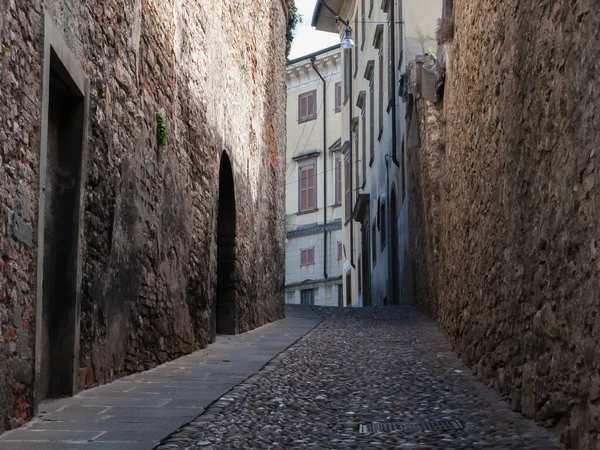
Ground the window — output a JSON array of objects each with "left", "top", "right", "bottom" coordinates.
[
  {"left": 361, "top": 0, "right": 366, "bottom": 49},
  {"left": 300, "top": 248, "right": 315, "bottom": 266},
  {"left": 378, "top": 52, "right": 384, "bottom": 136},
  {"left": 298, "top": 161, "right": 316, "bottom": 212},
  {"left": 301, "top": 289, "right": 315, "bottom": 305},
  {"left": 372, "top": 221, "right": 377, "bottom": 264},
  {"left": 298, "top": 90, "right": 317, "bottom": 122},
  {"left": 369, "top": 81, "right": 374, "bottom": 164},
  {"left": 335, "top": 154, "right": 342, "bottom": 204},
  {"left": 338, "top": 241, "right": 343, "bottom": 260},
  {"left": 335, "top": 82, "right": 342, "bottom": 112},
  {"left": 361, "top": 114, "right": 367, "bottom": 188},
  {"left": 344, "top": 152, "right": 351, "bottom": 221},
  {"left": 380, "top": 203, "right": 386, "bottom": 251}
]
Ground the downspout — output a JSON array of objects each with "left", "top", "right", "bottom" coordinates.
[
  {"left": 390, "top": 0, "right": 400, "bottom": 167},
  {"left": 349, "top": 50, "right": 355, "bottom": 269},
  {"left": 310, "top": 56, "right": 329, "bottom": 281},
  {"left": 385, "top": 154, "right": 392, "bottom": 305}
]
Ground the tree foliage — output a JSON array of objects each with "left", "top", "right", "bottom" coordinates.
[{"left": 286, "top": 0, "right": 302, "bottom": 59}]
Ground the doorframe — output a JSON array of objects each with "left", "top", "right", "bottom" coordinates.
[{"left": 34, "top": 12, "right": 90, "bottom": 413}]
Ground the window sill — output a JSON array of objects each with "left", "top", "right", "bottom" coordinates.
[
  {"left": 332, "top": 203, "right": 342, "bottom": 208},
  {"left": 298, "top": 116, "right": 317, "bottom": 124},
  {"left": 300, "top": 263, "right": 315, "bottom": 267},
  {"left": 335, "top": 108, "right": 341, "bottom": 113},
  {"left": 297, "top": 209, "right": 318, "bottom": 216}
]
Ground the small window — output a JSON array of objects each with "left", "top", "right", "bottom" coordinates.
[
  {"left": 298, "top": 90, "right": 317, "bottom": 123},
  {"left": 335, "top": 155, "right": 342, "bottom": 204},
  {"left": 300, "top": 248, "right": 315, "bottom": 266},
  {"left": 337, "top": 242, "right": 343, "bottom": 260},
  {"left": 380, "top": 203, "right": 386, "bottom": 251},
  {"left": 334, "top": 82, "right": 342, "bottom": 112},
  {"left": 299, "top": 162, "right": 316, "bottom": 212}
]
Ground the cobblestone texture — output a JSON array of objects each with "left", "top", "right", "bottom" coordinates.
[{"left": 158, "top": 307, "right": 563, "bottom": 449}]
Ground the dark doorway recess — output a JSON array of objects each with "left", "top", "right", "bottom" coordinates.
[
  {"left": 390, "top": 188, "right": 399, "bottom": 305},
  {"left": 215, "top": 151, "right": 237, "bottom": 336},
  {"left": 39, "top": 50, "right": 85, "bottom": 399}
]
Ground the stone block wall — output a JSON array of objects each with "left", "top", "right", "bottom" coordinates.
[
  {"left": 408, "top": 1, "right": 599, "bottom": 448},
  {"left": 0, "top": 0, "right": 287, "bottom": 431}
]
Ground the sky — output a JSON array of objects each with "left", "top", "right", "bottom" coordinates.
[{"left": 288, "top": 0, "right": 340, "bottom": 60}]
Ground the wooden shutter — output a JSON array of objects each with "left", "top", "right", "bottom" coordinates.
[
  {"left": 378, "top": 52, "right": 384, "bottom": 132},
  {"left": 308, "top": 248, "right": 315, "bottom": 265},
  {"left": 301, "top": 249, "right": 307, "bottom": 266},
  {"left": 307, "top": 92, "right": 315, "bottom": 118},
  {"left": 362, "top": 116, "right": 367, "bottom": 186},
  {"left": 369, "top": 83, "right": 374, "bottom": 161},
  {"left": 338, "top": 242, "right": 343, "bottom": 260},
  {"left": 306, "top": 164, "right": 315, "bottom": 210},
  {"left": 335, "top": 82, "right": 341, "bottom": 112}
]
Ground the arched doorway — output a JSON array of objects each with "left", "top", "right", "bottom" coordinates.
[
  {"left": 390, "top": 187, "right": 399, "bottom": 305},
  {"left": 215, "top": 151, "right": 237, "bottom": 336}
]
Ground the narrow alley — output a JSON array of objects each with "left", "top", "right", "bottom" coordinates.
[{"left": 1, "top": 306, "right": 562, "bottom": 449}]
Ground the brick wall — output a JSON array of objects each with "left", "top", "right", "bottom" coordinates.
[{"left": 0, "top": 0, "right": 287, "bottom": 430}]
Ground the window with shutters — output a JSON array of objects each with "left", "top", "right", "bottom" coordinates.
[
  {"left": 344, "top": 152, "right": 351, "bottom": 222},
  {"left": 335, "top": 154, "right": 342, "bottom": 205},
  {"left": 378, "top": 51, "right": 384, "bottom": 137},
  {"left": 335, "top": 82, "right": 342, "bottom": 112},
  {"left": 369, "top": 81, "right": 375, "bottom": 164},
  {"left": 298, "top": 90, "right": 317, "bottom": 123},
  {"left": 361, "top": 0, "right": 366, "bottom": 49},
  {"left": 300, "top": 248, "right": 315, "bottom": 266},
  {"left": 298, "top": 160, "right": 316, "bottom": 213},
  {"left": 337, "top": 241, "right": 343, "bottom": 260}
]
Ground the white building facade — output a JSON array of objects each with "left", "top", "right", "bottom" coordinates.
[
  {"left": 312, "top": 0, "right": 441, "bottom": 307},
  {"left": 285, "top": 46, "right": 345, "bottom": 306}
]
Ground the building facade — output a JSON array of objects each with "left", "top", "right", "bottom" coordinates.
[
  {"left": 0, "top": 0, "right": 287, "bottom": 430},
  {"left": 285, "top": 46, "right": 345, "bottom": 307},
  {"left": 313, "top": 0, "right": 440, "bottom": 307}
]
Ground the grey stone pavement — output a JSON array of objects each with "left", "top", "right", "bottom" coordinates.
[
  {"left": 0, "top": 306, "right": 321, "bottom": 450},
  {"left": 158, "top": 306, "right": 564, "bottom": 450}
]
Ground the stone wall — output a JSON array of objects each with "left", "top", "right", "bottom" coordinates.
[
  {"left": 0, "top": 0, "right": 287, "bottom": 431},
  {"left": 408, "top": 1, "right": 600, "bottom": 448}
]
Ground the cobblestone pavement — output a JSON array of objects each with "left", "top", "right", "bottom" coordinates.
[{"left": 158, "top": 306, "right": 563, "bottom": 450}]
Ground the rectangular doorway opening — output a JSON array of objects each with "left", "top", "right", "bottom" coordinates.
[{"left": 38, "top": 48, "right": 85, "bottom": 400}]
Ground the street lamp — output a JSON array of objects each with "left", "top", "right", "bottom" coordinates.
[{"left": 340, "top": 24, "right": 355, "bottom": 49}]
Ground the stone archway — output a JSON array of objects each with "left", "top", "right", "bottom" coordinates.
[{"left": 215, "top": 151, "right": 237, "bottom": 335}]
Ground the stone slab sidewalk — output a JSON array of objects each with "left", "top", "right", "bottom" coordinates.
[{"left": 0, "top": 305, "right": 321, "bottom": 450}]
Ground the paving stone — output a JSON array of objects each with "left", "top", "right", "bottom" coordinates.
[{"left": 159, "top": 306, "right": 564, "bottom": 449}]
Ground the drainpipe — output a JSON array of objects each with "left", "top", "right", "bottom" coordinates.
[
  {"left": 385, "top": 154, "right": 392, "bottom": 306},
  {"left": 349, "top": 50, "right": 355, "bottom": 270},
  {"left": 390, "top": 0, "right": 400, "bottom": 167},
  {"left": 310, "top": 56, "right": 328, "bottom": 281}
]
